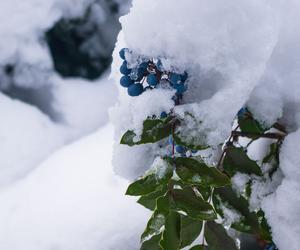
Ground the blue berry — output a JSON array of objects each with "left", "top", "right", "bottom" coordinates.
[
  {"left": 120, "top": 61, "right": 131, "bottom": 75},
  {"left": 120, "top": 75, "right": 134, "bottom": 88},
  {"left": 169, "top": 73, "right": 182, "bottom": 84},
  {"left": 160, "top": 111, "right": 168, "bottom": 119},
  {"left": 156, "top": 59, "right": 163, "bottom": 71},
  {"left": 181, "top": 72, "right": 188, "bottom": 82},
  {"left": 176, "top": 145, "right": 186, "bottom": 154},
  {"left": 147, "top": 74, "right": 158, "bottom": 86},
  {"left": 128, "top": 83, "right": 144, "bottom": 97},
  {"left": 137, "top": 66, "right": 147, "bottom": 78},
  {"left": 140, "top": 61, "right": 149, "bottom": 69},
  {"left": 119, "top": 48, "right": 128, "bottom": 60},
  {"left": 173, "top": 83, "right": 187, "bottom": 94}
]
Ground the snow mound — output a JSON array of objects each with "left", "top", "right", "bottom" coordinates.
[{"left": 0, "top": 124, "right": 148, "bottom": 250}]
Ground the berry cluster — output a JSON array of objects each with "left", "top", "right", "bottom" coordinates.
[
  {"left": 119, "top": 48, "right": 194, "bottom": 156},
  {"left": 119, "top": 48, "right": 188, "bottom": 98}
]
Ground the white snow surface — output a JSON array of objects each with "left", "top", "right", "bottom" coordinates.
[
  {"left": 111, "top": 0, "right": 300, "bottom": 249},
  {"left": 0, "top": 124, "right": 148, "bottom": 250},
  {"left": 0, "top": 0, "right": 124, "bottom": 186}
]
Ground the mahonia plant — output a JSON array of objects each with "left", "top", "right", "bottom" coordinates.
[{"left": 118, "top": 48, "right": 285, "bottom": 250}]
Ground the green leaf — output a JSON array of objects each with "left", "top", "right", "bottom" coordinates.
[
  {"left": 172, "top": 187, "right": 217, "bottom": 221},
  {"left": 238, "top": 113, "right": 264, "bottom": 135},
  {"left": 126, "top": 158, "right": 173, "bottom": 196},
  {"left": 160, "top": 211, "right": 181, "bottom": 250},
  {"left": 121, "top": 117, "right": 174, "bottom": 146},
  {"left": 138, "top": 185, "right": 168, "bottom": 210},
  {"left": 180, "top": 215, "right": 203, "bottom": 248},
  {"left": 172, "top": 157, "right": 230, "bottom": 188},
  {"left": 214, "top": 187, "right": 261, "bottom": 237},
  {"left": 141, "top": 195, "right": 170, "bottom": 241},
  {"left": 263, "top": 143, "right": 279, "bottom": 164},
  {"left": 141, "top": 234, "right": 162, "bottom": 250},
  {"left": 197, "top": 186, "right": 212, "bottom": 201},
  {"left": 223, "top": 146, "right": 262, "bottom": 177},
  {"left": 231, "top": 219, "right": 253, "bottom": 234},
  {"left": 189, "top": 245, "right": 206, "bottom": 250},
  {"left": 257, "top": 210, "right": 272, "bottom": 241},
  {"left": 205, "top": 221, "right": 238, "bottom": 250},
  {"left": 173, "top": 133, "right": 209, "bottom": 151}
]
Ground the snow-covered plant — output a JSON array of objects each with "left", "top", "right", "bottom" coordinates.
[{"left": 118, "top": 48, "right": 285, "bottom": 250}]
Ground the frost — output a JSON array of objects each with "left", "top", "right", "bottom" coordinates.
[
  {"left": 191, "top": 174, "right": 202, "bottom": 184},
  {"left": 145, "top": 157, "right": 171, "bottom": 180},
  {"left": 231, "top": 173, "right": 250, "bottom": 195},
  {"left": 221, "top": 204, "right": 242, "bottom": 228}
]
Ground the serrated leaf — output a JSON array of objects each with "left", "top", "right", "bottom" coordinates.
[
  {"left": 180, "top": 215, "right": 203, "bottom": 248},
  {"left": 160, "top": 211, "right": 181, "bottom": 250},
  {"left": 172, "top": 187, "right": 217, "bottom": 221},
  {"left": 173, "top": 133, "right": 209, "bottom": 151},
  {"left": 172, "top": 157, "right": 230, "bottom": 188},
  {"left": 126, "top": 158, "right": 173, "bottom": 196},
  {"left": 141, "top": 234, "right": 162, "bottom": 250},
  {"left": 205, "top": 221, "right": 238, "bottom": 250},
  {"left": 138, "top": 186, "right": 168, "bottom": 210},
  {"left": 223, "top": 146, "right": 262, "bottom": 177},
  {"left": 121, "top": 117, "right": 174, "bottom": 146}
]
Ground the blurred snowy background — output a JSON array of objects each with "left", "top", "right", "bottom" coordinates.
[
  {"left": 0, "top": 0, "right": 149, "bottom": 249},
  {"left": 2, "top": 0, "right": 300, "bottom": 249}
]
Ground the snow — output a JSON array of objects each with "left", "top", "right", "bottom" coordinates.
[
  {"left": 0, "top": 124, "right": 149, "bottom": 250},
  {"left": 0, "top": 0, "right": 126, "bottom": 186},
  {"left": 111, "top": 1, "right": 300, "bottom": 249},
  {"left": 1, "top": 0, "right": 300, "bottom": 248},
  {"left": 0, "top": 93, "right": 65, "bottom": 186},
  {"left": 111, "top": 0, "right": 280, "bottom": 181}
]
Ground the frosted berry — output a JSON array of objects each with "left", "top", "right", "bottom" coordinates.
[
  {"left": 173, "top": 83, "right": 187, "bottom": 94},
  {"left": 176, "top": 145, "right": 186, "bottom": 154},
  {"left": 119, "top": 48, "right": 128, "bottom": 60},
  {"left": 170, "top": 73, "right": 182, "bottom": 84},
  {"left": 120, "top": 61, "right": 131, "bottom": 75},
  {"left": 128, "top": 83, "right": 144, "bottom": 97},
  {"left": 147, "top": 74, "right": 159, "bottom": 86},
  {"left": 160, "top": 111, "right": 168, "bottom": 118},
  {"left": 120, "top": 76, "right": 134, "bottom": 88},
  {"left": 156, "top": 59, "right": 163, "bottom": 71},
  {"left": 137, "top": 66, "right": 147, "bottom": 78},
  {"left": 140, "top": 61, "right": 149, "bottom": 69}
]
